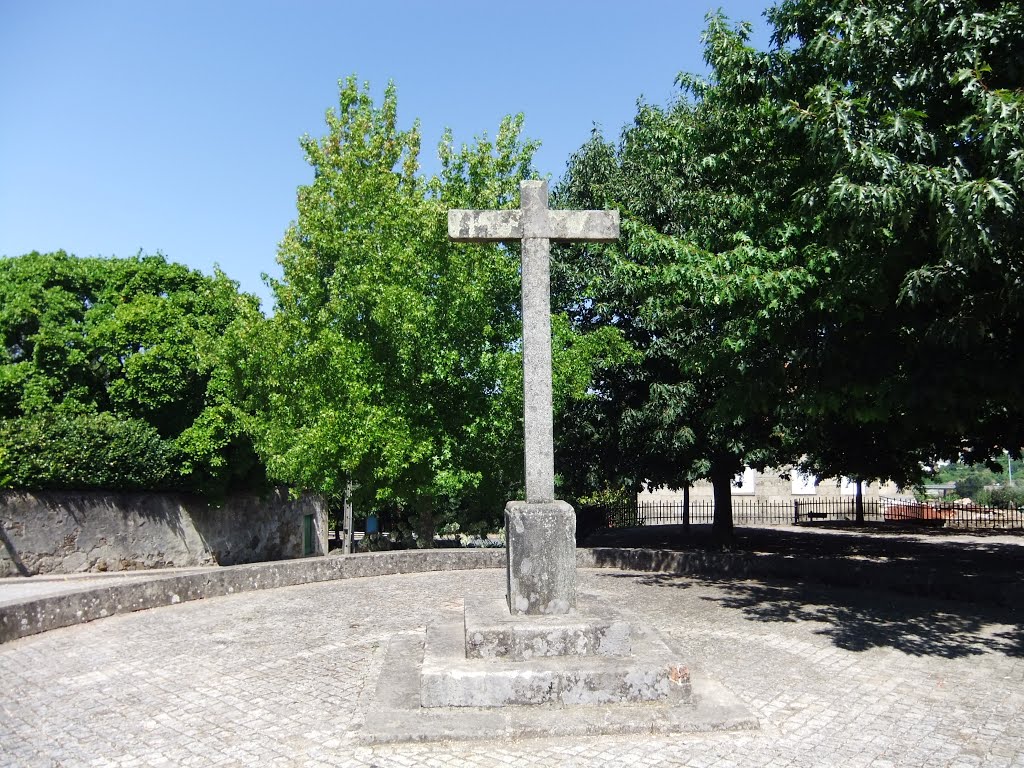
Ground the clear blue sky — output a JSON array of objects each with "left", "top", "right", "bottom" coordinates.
[{"left": 1, "top": 1, "right": 770, "bottom": 310}]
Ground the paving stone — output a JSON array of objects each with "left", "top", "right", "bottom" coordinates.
[{"left": 0, "top": 568, "right": 1023, "bottom": 766}]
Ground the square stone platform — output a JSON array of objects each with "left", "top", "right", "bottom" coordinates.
[
  {"left": 363, "top": 591, "right": 757, "bottom": 742},
  {"left": 365, "top": 632, "right": 757, "bottom": 743},
  {"left": 422, "top": 618, "right": 689, "bottom": 708}
]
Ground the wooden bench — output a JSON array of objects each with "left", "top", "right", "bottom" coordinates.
[{"left": 793, "top": 505, "right": 830, "bottom": 524}]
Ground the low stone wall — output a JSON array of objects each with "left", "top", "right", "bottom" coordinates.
[
  {"left": 581, "top": 547, "right": 1023, "bottom": 607},
  {"left": 2, "top": 545, "right": 1021, "bottom": 644},
  {"left": 0, "top": 549, "right": 504, "bottom": 643},
  {"left": 0, "top": 489, "right": 326, "bottom": 576}
]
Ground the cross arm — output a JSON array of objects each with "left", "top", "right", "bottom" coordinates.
[
  {"left": 448, "top": 202, "right": 620, "bottom": 243},
  {"left": 448, "top": 210, "right": 522, "bottom": 242},
  {"left": 544, "top": 210, "right": 620, "bottom": 242}
]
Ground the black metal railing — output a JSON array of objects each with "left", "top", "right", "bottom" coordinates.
[
  {"left": 793, "top": 497, "right": 884, "bottom": 523},
  {"left": 878, "top": 497, "right": 1024, "bottom": 528},
  {"left": 580, "top": 495, "right": 1024, "bottom": 531},
  {"left": 583, "top": 498, "right": 797, "bottom": 528}
]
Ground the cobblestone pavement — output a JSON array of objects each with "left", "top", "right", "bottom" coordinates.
[{"left": 3, "top": 567, "right": 1024, "bottom": 767}]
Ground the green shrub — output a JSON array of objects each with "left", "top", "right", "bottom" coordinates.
[
  {"left": 0, "top": 251, "right": 265, "bottom": 495},
  {"left": 988, "top": 486, "right": 1024, "bottom": 509},
  {"left": 0, "top": 411, "right": 179, "bottom": 491},
  {"left": 954, "top": 472, "right": 991, "bottom": 500}
]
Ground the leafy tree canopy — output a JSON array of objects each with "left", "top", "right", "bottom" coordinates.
[
  {"left": 556, "top": 16, "right": 807, "bottom": 540},
  {"left": 557, "top": 0, "right": 1023, "bottom": 540},
  {"left": 0, "top": 251, "right": 264, "bottom": 495},
  {"left": 224, "top": 77, "right": 630, "bottom": 540},
  {"left": 771, "top": 0, "right": 1024, "bottom": 476}
]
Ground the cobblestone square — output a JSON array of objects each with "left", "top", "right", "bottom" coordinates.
[{"left": 3, "top": 566, "right": 1023, "bottom": 766}]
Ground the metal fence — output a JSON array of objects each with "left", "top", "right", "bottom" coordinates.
[
  {"left": 878, "top": 498, "right": 1024, "bottom": 529},
  {"left": 588, "top": 499, "right": 797, "bottom": 528},
  {"left": 793, "top": 497, "right": 885, "bottom": 523},
  {"left": 583, "top": 496, "right": 1024, "bottom": 530}
]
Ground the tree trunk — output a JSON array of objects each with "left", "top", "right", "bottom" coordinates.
[
  {"left": 342, "top": 478, "right": 354, "bottom": 555},
  {"left": 683, "top": 482, "right": 690, "bottom": 535},
  {"left": 710, "top": 465, "right": 735, "bottom": 547},
  {"left": 415, "top": 497, "right": 435, "bottom": 549},
  {"left": 855, "top": 479, "right": 864, "bottom": 525}
]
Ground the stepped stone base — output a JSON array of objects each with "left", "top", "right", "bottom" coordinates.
[
  {"left": 365, "top": 631, "right": 757, "bottom": 743},
  {"left": 362, "top": 590, "right": 757, "bottom": 742},
  {"left": 422, "top": 619, "right": 688, "bottom": 708},
  {"left": 464, "top": 592, "right": 631, "bottom": 660}
]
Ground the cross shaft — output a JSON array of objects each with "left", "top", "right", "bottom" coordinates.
[{"left": 449, "top": 180, "right": 619, "bottom": 504}]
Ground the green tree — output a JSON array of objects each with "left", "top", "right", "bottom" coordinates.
[
  {"left": 954, "top": 471, "right": 991, "bottom": 501},
  {"left": 227, "top": 78, "right": 630, "bottom": 543},
  {"left": 224, "top": 78, "right": 533, "bottom": 543},
  {"left": 0, "top": 251, "right": 263, "bottom": 495},
  {"left": 772, "top": 0, "right": 1024, "bottom": 477},
  {"left": 556, "top": 16, "right": 809, "bottom": 543},
  {"left": 559, "top": 1, "right": 1024, "bottom": 539}
]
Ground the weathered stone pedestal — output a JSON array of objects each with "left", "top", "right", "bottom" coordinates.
[
  {"left": 421, "top": 593, "right": 690, "bottom": 708},
  {"left": 364, "top": 588, "right": 757, "bottom": 743},
  {"left": 363, "top": 500, "right": 755, "bottom": 741},
  {"left": 505, "top": 500, "right": 577, "bottom": 615}
]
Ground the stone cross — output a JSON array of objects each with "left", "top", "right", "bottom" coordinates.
[
  {"left": 449, "top": 180, "right": 619, "bottom": 503},
  {"left": 449, "top": 180, "right": 619, "bottom": 614}
]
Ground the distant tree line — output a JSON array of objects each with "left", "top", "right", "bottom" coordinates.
[{"left": 929, "top": 456, "right": 1022, "bottom": 507}]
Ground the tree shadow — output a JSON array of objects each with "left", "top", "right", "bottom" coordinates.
[
  {"left": 584, "top": 523, "right": 1024, "bottom": 570},
  {"left": 0, "top": 521, "right": 31, "bottom": 576},
  {"left": 605, "top": 570, "right": 1024, "bottom": 659}
]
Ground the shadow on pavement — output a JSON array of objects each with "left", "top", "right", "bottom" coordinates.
[
  {"left": 586, "top": 524, "right": 1024, "bottom": 659},
  {"left": 708, "top": 578, "right": 1024, "bottom": 659},
  {"left": 583, "top": 524, "right": 1024, "bottom": 576}
]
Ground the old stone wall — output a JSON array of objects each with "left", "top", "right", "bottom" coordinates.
[{"left": 0, "top": 489, "right": 326, "bottom": 576}]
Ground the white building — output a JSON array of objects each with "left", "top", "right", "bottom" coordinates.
[{"left": 639, "top": 467, "right": 910, "bottom": 504}]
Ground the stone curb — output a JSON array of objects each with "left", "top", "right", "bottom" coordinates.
[
  {"left": 3, "top": 545, "right": 1019, "bottom": 645},
  {"left": 0, "top": 549, "right": 504, "bottom": 645}
]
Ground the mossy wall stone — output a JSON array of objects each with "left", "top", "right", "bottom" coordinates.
[{"left": 0, "top": 489, "right": 325, "bottom": 576}]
